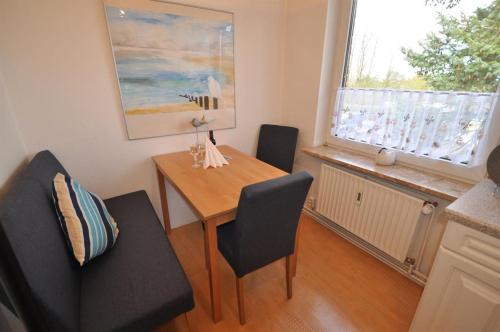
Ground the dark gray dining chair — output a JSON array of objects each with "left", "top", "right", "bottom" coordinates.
[
  {"left": 256, "top": 124, "right": 299, "bottom": 173},
  {"left": 217, "top": 171, "right": 313, "bottom": 324}
]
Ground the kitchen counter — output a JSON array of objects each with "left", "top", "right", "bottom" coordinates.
[{"left": 445, "top": 179, "right": 500, "bottom": 239}]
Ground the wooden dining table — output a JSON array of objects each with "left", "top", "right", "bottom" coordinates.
[{"left": 153, "top": 145, "right": 300, "bottom": 323}]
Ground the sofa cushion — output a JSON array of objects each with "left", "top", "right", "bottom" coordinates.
[
  {"left": 80, "top": 191, "right": 194, "bottom": 332},
  {"left": 52, "top": 173, "right": 119, "bottom": 266},
  {"left": 23, "top": 150, "right": 70, "bottom": 191},
  {"left": 0, "top": 151, "right": 81, "bottom": 332}
]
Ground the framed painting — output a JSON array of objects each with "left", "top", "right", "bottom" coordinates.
[{"left": 103, "top": 0, "right": 236, "bottom": 139}]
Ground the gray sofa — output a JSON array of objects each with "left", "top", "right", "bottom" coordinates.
[{"left": 0, "top": 151, "right": 194, "bottom": 331}]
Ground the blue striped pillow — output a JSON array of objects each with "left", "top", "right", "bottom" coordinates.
[{"left": 52, "top": 173, "right": 119, "bottom": 266}]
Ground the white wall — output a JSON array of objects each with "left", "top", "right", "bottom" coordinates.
[
  {"left": 281, "top": 0, "right": 328, "bottom": 148},
  {"left": 0, "top": 68, "right": 27, "bottom": 331},
  {"left": 0, "top": 69, "right": 27, "bottom": 197},
  {"left": 0, "top": 0, "right": 285, "bottom": 228},
  {"left": 279, "top": 0, "right": 329, "bottom": 199}
]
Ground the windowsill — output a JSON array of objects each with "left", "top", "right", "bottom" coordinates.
[{"left": 302, "top": 145, "right": 474, "bottom": 201}]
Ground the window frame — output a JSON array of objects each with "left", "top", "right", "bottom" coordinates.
[
  {"left": 325, "top": 0, "right": 500, "bottom": 183},
  {"left": 340, "top": 0, "right": 357, "bottom": 88}
]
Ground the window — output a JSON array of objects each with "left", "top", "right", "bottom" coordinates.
[{"left": 331, "top": 0, "right": 499, "bottom": 166}]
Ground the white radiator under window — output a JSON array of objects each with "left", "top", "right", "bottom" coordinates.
[{"left": 317, "top": 164, "right": 424, "bottom": 263}]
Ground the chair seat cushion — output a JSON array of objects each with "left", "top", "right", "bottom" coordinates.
[{"left": 80, "top": 191, "right": 194, "bottom": 332}]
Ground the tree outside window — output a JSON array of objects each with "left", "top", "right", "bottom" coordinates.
[{"left": 345, "top": 0, "right": 499, "bottom": 93}]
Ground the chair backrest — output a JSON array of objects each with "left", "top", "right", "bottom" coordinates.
[
  {"left": 229, "top": 171, "right": 313, "bottom": 277},
  {"left": 256, "top": 124, "right": 299, "bottom": 173},
  {"left": 0, "top": 151, "right": 81, "bottom": 332}
]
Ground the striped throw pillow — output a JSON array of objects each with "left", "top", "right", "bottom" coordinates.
[{"left": 52, "top": 173, "right": 119, "bottom": 266}]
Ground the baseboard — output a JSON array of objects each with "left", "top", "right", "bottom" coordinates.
[{"left": 303, "top": 207, "right": 427, "bottom": 286}]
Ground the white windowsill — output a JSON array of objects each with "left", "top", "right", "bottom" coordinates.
[
  {"left": 325, "top": 135, "right": 488, "bottom": 183},
  {"left": 303, "top": 143, "right": 475, "bottom": 201}
]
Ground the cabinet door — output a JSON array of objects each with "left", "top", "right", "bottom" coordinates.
[
  {"left": 411, "top": 247, "right": 500, "bottom": 332},
  {"left": 316, "top": 165, "right": 365, "bottom": 231}
]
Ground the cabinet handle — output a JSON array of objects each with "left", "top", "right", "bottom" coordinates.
[{"left": 356, "top": 192, "right": 363, "bottom": 204}]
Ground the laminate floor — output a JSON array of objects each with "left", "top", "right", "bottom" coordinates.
[{"left": 157, "top": 215, "right": 423, "bottom": 332}]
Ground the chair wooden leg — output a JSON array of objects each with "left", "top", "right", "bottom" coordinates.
[
  {"left": 184, "top": 313, "right": 190, "bottom": 332},
  {"left": 286, "top": 255, "right": 293, "bottom": 299},
  {"left": 236, "top": 277, "right": 246, "bottom": 325}
]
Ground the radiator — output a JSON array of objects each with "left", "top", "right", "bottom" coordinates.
[{"left": 317, "top": 164, "right": 424, "bottom": 263}]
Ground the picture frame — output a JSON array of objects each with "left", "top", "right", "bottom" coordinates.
[{"left": 103, "top": 0, "right": 236, "bottom": 139}]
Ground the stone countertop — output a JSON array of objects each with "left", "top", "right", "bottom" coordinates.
[
  {"left": 445, "top": 179, "right": 500, "bottom": 239},
  {"left": 302, "top": 145, "right": 473, "bottom": 201}
]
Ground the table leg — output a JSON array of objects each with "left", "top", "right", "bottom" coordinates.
[
  {"left": 291, "top": 213, "right": 304, "bottom": 277},
  {"left": 204, "top": 218, "right": 222, "bottom": 323},
  {"left": 156, "top": 168, "right": 172, "bottom": 235},
  {"left": 204, "top": 225, "right": 209, "bottom": 269}
]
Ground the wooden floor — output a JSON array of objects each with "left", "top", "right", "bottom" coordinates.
[{"left": 157, "top": 215, "right": 423, "bottom": 332}]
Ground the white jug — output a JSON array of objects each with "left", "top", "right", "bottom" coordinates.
[{"left": 375, "top": 148, "right": 396, "bottom": 166}]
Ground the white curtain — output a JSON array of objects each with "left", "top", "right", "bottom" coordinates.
[{"left": 332, "top": 88, "right": 498, "bottom": 165}]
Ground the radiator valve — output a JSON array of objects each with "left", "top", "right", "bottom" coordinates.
[
  {"left": 405, "top": 257, "right": 416, "bottom": 266},
  {"left": 306, "top": 197, "right": 316, "bottom": 210},
  {"left": 421, "top": 202, "right": 436, "bottom": 215}
]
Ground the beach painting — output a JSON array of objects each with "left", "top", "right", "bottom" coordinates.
[{"left": 104, "top": 1, "right": 235, "bottom": 139}]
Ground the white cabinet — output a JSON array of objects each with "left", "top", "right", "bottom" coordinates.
[{"left": 410, "top": 222, "right": 500, "bottom": 332}]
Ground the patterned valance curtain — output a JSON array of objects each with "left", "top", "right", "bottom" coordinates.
[{"left": 332, "top": 88, "right": 498, "bottom": 165}]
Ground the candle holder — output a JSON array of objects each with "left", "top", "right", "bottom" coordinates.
[{"left": 189, "top": 145, "right": 201, "bottom": 168}]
